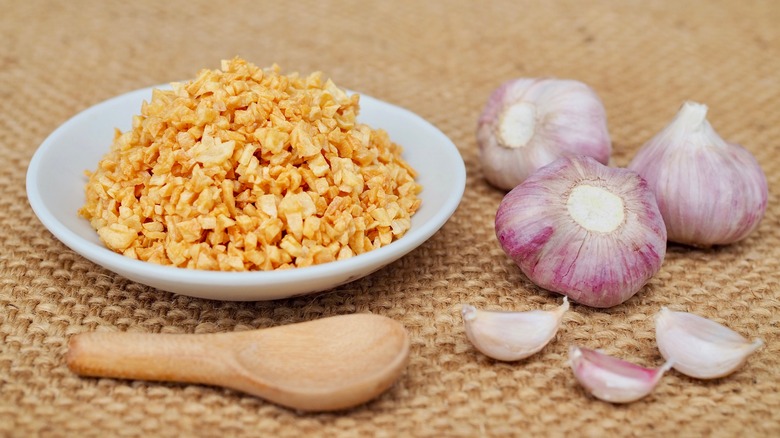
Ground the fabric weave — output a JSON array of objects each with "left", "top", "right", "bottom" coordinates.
[{"left": 2, "top": 0, "right": 778, "bottom": 436}]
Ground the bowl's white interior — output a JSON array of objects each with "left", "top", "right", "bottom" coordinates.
[{"left": 26, "top": 86, "right": 466, "bottom": 300}]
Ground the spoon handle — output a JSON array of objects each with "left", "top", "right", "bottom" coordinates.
[{"left": 66, "top": 331, "right": 236, "bottom": 386}]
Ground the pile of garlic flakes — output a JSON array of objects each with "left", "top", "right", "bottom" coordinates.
[{"left": 80, "top": 58, "right": 421, "bottom": 271}]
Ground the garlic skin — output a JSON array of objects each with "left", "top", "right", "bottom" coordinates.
[
  {"left": 461, "top": 297, "right": 569, "bottom": 361},
  {"left": 628, "top": 101, "right": 768, "bottom": 247},
  {"left": 655, "top": 307, "right": 764, "bottom": 379},
  {"left": 569, "top": 345, "right": 673, "bottom": 403},
  {"left": 495, "top": 155, "right": 667, "bottom": 308},
  {"left": 477, "top": 78, "right": 611, "bottom": 190}
]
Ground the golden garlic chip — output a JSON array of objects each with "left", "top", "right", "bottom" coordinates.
[{"left": 80, "top": 58, "right": 421, "bottom": 271}]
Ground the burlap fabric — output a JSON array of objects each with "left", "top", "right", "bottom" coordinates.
[{"left": 2, "top": 0, "right": 778, "bottom": 436}]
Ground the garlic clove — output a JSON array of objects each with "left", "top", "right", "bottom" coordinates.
[
  {"left": 569, "top": 345, "right": 672, "bottom": 403},
  {"left": 628, "top": 101, "right": 768, "bottom": 247},
  {"left": 655, "top": 307, "right": 764, "bottom": 379},
  {"left": 495, "top": 155, "right": 667, "bottom": 308},
  {"left": 461, "top": 297, "right": 569, "bottom": 361},
  {"left": 477, "top": 78, "right": 611, "bottom": 190}
]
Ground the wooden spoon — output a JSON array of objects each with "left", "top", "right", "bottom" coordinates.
[{"left": 66, "top": 313, "right": 410, "bottom": 412}]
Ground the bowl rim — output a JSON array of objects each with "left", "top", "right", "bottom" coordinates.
[{"left": 26, "top": 84, "right": 466, "bottom": 297}]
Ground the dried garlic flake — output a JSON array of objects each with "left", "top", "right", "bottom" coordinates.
[{"left": 79, "top": 58, "right": 422, "bottom": 271}]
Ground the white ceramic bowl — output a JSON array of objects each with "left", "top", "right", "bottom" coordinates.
[{"left": 26, "top": 85, "right": 466, "bottom": 300}]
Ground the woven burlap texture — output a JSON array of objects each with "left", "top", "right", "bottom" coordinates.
[{"left": 2, "top": 0, "right": 779, "bottom": 436}]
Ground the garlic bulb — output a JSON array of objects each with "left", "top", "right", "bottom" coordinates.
[
  {"left": 461, "top": 297, "right": 569, "bottom": 361},
  {"left": 477, "top": 78, "right": 611, "bottom": 190},
  {"left": 495, "top": 155, "right": 667, "bottom": 308},
  {"left": 628, "top": 101, "right": 768, "bottom": 246},
  {"left": 569, "top": 345, "right": 673, "bottom": 403},
  {"left": 655, "top": 307, "right": 764, "bottom": 379}
]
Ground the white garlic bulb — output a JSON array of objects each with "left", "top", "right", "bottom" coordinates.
[
  {"left": 569, "top": 345, "right": 673, "bottom": 403},
  {"left": 461, "top": 297, "right": 569, "bottom": 361},
  {"left": 628, "top": 101, "right": 768, "bottom": 247},
  {"left": 655, "top": 307, "right": 764, "bottom": 379},
  {"left": 495, "top": 155, "right": 667, "bottom": 308},
  {"left": 477, "top": 78, "right": 611, "bottom": 190}
]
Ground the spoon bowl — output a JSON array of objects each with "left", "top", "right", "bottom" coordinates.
[{"left": 66, "top": 313, "right": 410, "bottom": 411}]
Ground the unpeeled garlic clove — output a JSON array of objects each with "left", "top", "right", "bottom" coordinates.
[
  {"left": 628, "top": 101, "right": 768, "bottom": 247},
  {"left": 477, "top": 78, "right": 611, "bottom": 190},
  {"left": 461, "top": 297, "right": 569, "bottom": 361},
  {"left": 655, "top": 307, "right": 764, "bottom": 379},
  {"left": 569, "top": 345, "right": 672, "bottom": 403},
  {"left": 495, "top": 155, "right": 667, "bottom": 308}
]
